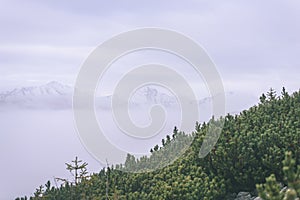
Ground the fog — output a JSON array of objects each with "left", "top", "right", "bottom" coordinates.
[
  {"left": 0, "top": 88, "right": 260, "bottom": 199},
  {"left": 0, "top": 110, "right": 102, "bottom": 199}
]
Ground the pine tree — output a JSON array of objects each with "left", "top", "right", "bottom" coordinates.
[{"left": 257, "top": 152, "right": 300, "bottom": 200}]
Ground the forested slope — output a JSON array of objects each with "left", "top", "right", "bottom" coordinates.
[{"left": 17, "top": 88, "right": 300, "bottom": 200}]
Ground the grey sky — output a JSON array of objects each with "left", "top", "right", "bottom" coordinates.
[{"left": 0, "top": 0, "right": 299, "bottom": 93}]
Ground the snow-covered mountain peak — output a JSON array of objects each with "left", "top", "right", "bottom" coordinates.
[
  {"left": 129, "top": 86, "right": 177, "bottom": 106},
  {"left": 3, "top": 81, "right": 73, "bottom": 98},
  {"left": 39, "top": 81, "right": 73, "bottom": 95},
  {"left": 0, "top": 82, "right": 73, "bottom": 110}
]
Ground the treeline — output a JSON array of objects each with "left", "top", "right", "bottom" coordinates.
[{"left": 17, "top": 88, "right": 300, "bottom": 199}]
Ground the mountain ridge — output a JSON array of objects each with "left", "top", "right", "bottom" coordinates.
[{"left": 0, "top": 81, "right": 258, "bottom": 113}]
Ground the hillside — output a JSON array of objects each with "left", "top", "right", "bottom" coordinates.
[{"left": 17, "top": 88, "right": 300, "bottom": 200}]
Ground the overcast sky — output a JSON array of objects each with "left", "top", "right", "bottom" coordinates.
[
  {"left": 0, "top": 0, "right": 299, "bottom": 94},
  {"left": 1, "top": 0, "right": 300, "bottom": 199}
]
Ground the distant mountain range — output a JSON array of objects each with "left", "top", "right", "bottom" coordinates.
[
  {"left": 0, "top": 81, "right": 258, "bottom": 114},
  {"left": 0, "top": 81, "right": 73, "bottom": 110},
  {"left": 0, "top": 82, "right": 180, "bottom": 110}
]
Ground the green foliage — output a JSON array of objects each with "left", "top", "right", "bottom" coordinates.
[
  {"left": 18, "top": 88, "right": 300, "bottom": 200},
  {"left": 55, "top": 156, "right": 89, "bottom": 187},
  {"left": 256, "top": 174, "right": 283, "bottom": 200},
  {"left": 282, "top": 152, "right": 300, "bottom": 195},
  {"left": 257, "top": 152, "right": 300, "bottom": 200}
]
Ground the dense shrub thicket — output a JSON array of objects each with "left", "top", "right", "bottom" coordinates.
[
  {"left": 257, "top": 151, "right": 300, "bottom": 200},
  {"left": 17, "top": 88, "right": 300, "bottom": 200}
]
